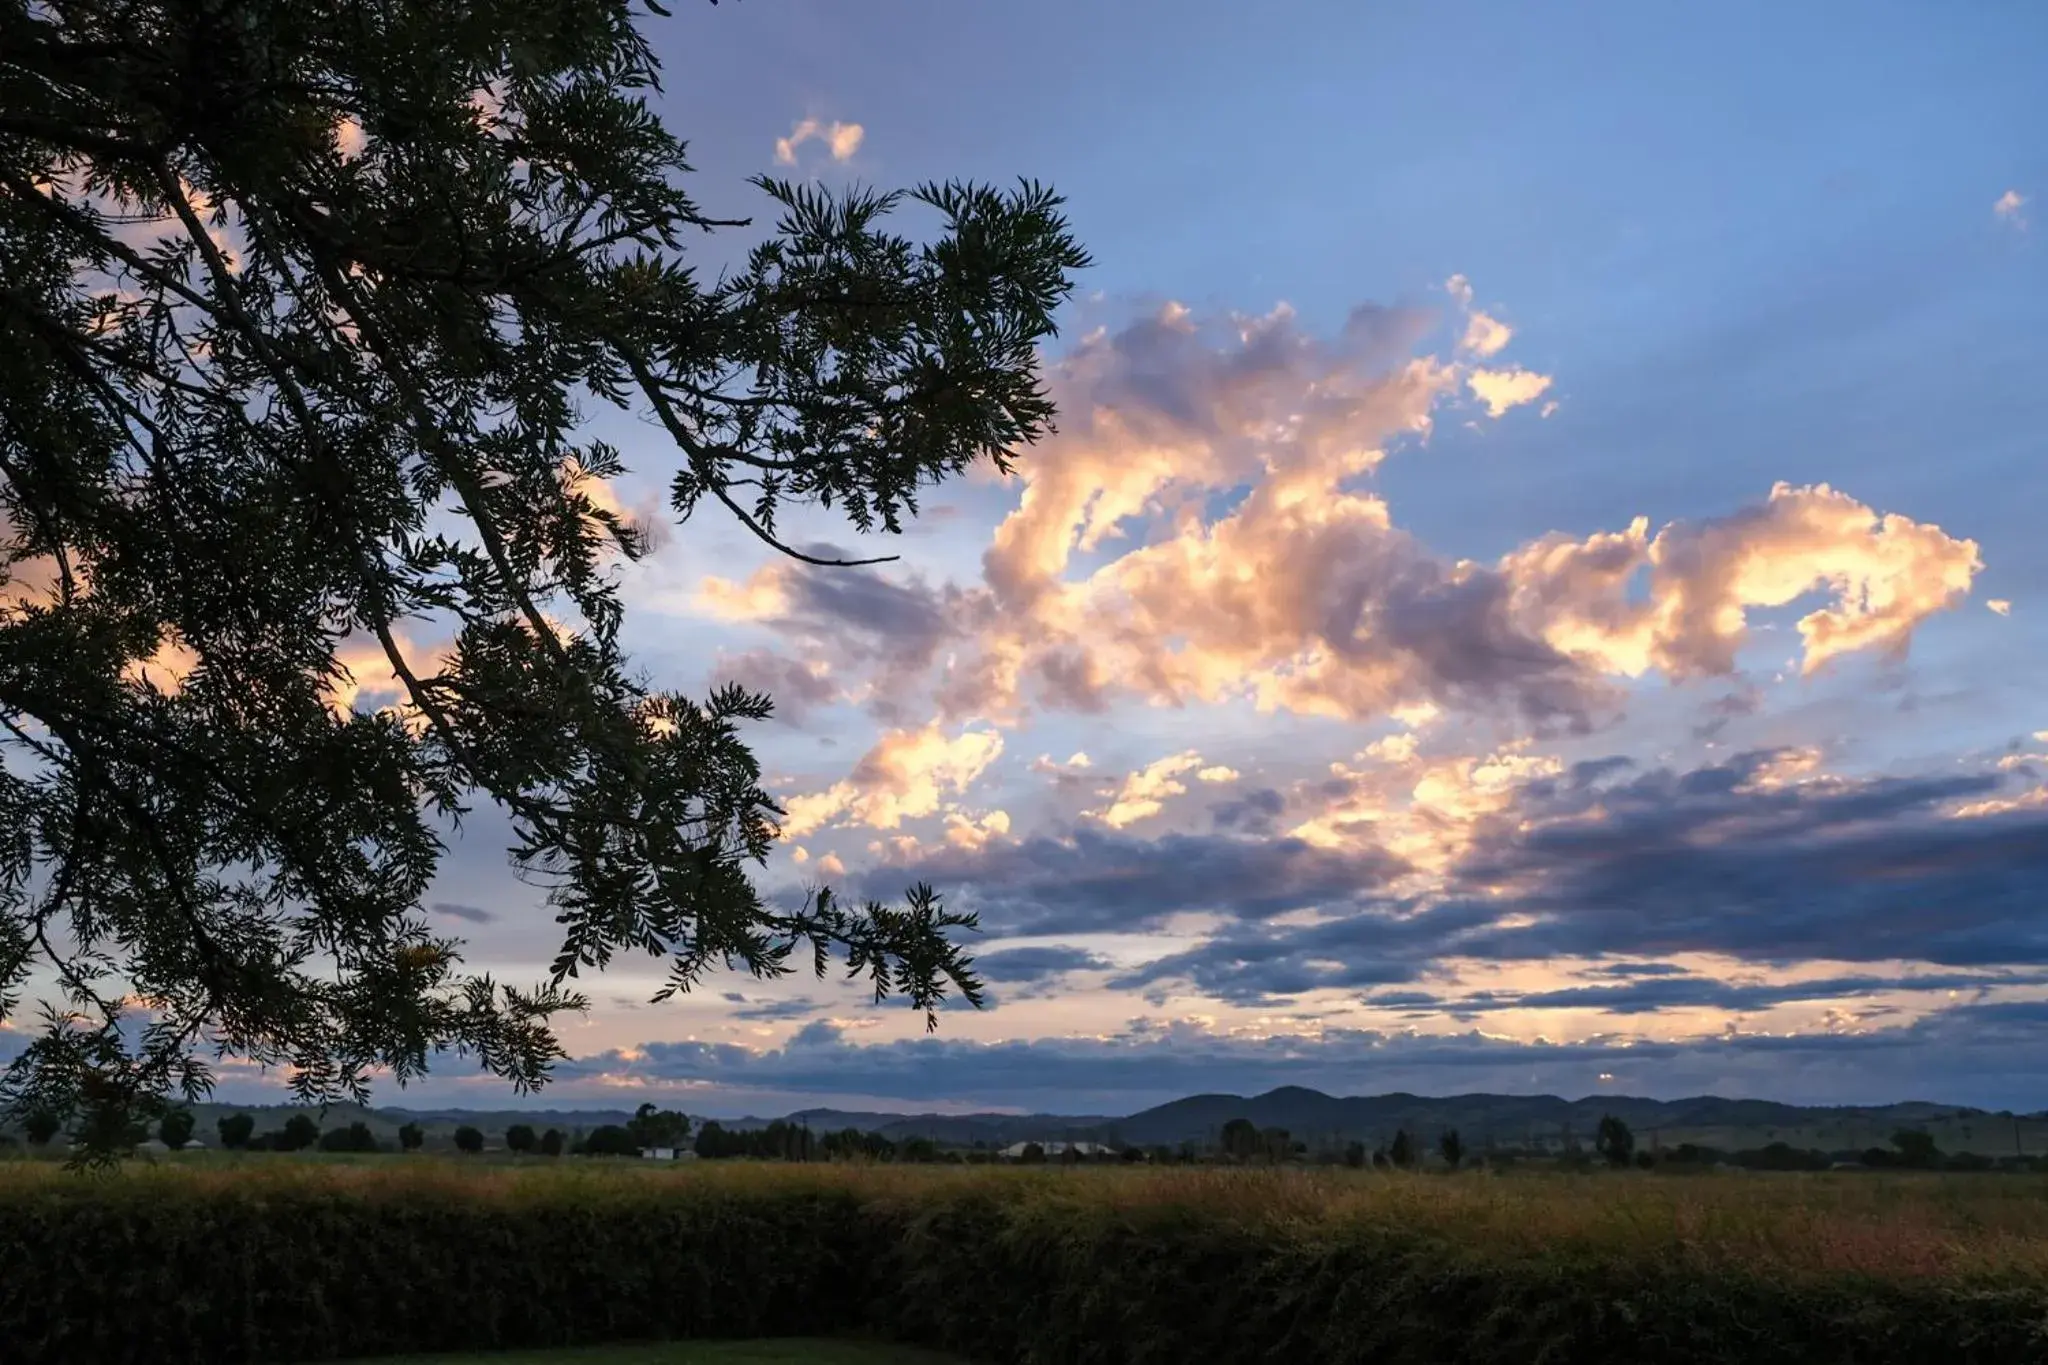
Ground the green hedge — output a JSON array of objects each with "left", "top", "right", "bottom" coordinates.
[{"left": 3, "top": 1171, "right": 2045, "bottom": 1365}]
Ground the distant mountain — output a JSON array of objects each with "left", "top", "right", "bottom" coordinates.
[{"left": 1104, "top": 1087, "right": 2000, "bottom": 1149}]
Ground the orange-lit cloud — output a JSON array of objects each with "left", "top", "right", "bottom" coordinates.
[
  {"left": 1466, "top": 366, "right": 1553, "bottom": 417},
  {"left": 774, "top": 118, "right": 865, "bottom": 166},
  {"left": 1505, "top": 482, "right": 1982, "bottom": 678},
  {"left": 781, "top": 722, "right": 1003, "bottom": 836},
  {"left": 1994, "top": 188, "right": 2028, "bottom": 228},
  {"left": 1088, "top": 750, "right": 1210, "bottom": 828}
]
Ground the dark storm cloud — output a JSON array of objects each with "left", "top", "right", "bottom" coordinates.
[
  {"left": 974, "top": 945, "right": 1114, "bottom": 983},
  {"left": 849, "top": 828, "right": 1409, "bottom": 936},
  {"left": 1449, "top": 970, "right": 2048, "bottom": 1015},
  {"left": 731, "top": 996, "right": 823, "bottom": 1022},
  {"left": 1365, "top": 561, "right": 1614, "bottom": 734},
  {"left": 875, "top": 747, "right": 2048, "bottom": 1006},
  {"left": 1211, "top": 787, "right": 1286, "bottom": 835},
  {"left": 1440, "top": 751, "right": 2048, "bottom": 968},
  {"left": 711, "top": 648, "right": 840, "bottom": 723},
  {"left": 430, "top": 901, "right": 495, "bottom": 924}
]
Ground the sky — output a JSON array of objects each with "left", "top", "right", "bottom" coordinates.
[{"left": 42, "top": 0, "right": 2048, "bottom": 1118}]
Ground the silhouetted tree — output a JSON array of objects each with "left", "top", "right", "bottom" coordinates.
[
  {"left": 23, "top": 1110, "right": 60, "bottom": 1146},
  {"left": 1018, "top": 1142, "right": 1047, "bottom": 1165},
  {"left": 1892, "top": 1128, "right": 1940, "bottom": 1169},
  {"left": 0, "top": 0, "right": 1086, "bottom": 1160},
  {"left": 539, "top": 1128, "right": 565, "bottom": 1157},
  {"left": 216, "top": 1113, "right": 255, "bottom": 1150},
  {"left": 1388, "top": 1129, "right": 1416, "bottom": 1169},
  {"left": 1220, "top": 1118, "right": 1261, "bottom": 1161},
  {"left": 318, "top": 1121, "right": 378, "bottom": 1153},
  {"left": 629, "top": 1102, "right": 690, "bottom": 1153},
  {"left": 1343, "top": 1140, "right": 1367, "bottom": 1169},
  {"left": 452, "top": 1125, "right": 484, "bottom": 1154},
  {"left": 1596, "top": 1115, "right": 1635, "bottom": 1168},
  {"left": 158, "top": 1108, "right": 196, "bottom": 1149},
  {"left": 398, "top": 1122, "right": 424, "bottom": 1152},
  {"left": 505, "top": 1124, "right": 537, "bottom": 1154},
  {"left": 276, "top": 1114, "right": 320, "bottom": 1153},
  {"left": 1259, "top": 1126, "right": 1293, "bottom": 1163},
  {"left": 1439, "top": 1129, "right": 1465, "bottom": 1170},
  {"left": 584, "top": 1124, "right": 637, "bottom": 1157}
]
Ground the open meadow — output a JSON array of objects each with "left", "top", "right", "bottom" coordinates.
[{"left": 7, "top": 1155, "right": 2048, "bottom": 1364}]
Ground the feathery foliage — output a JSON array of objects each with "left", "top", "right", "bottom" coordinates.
[{"left": 0, "top": 0, "right": 1088, "bottom": 1160}]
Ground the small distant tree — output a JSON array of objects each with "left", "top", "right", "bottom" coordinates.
[
  {"left": 1439, "top": 1129, "right": 1465, "bottom": 1170},
  {"left": 1343, "top": 1140, "right": 1367, "bottom": 1169},
  {"left": 1220, "top": 1118, "right": 1261, "bottom": 1162},
  {"left": 628, "top": 1102, "right": 690, "bottom": 1153},
  {"left": 1892, "top": 1128, "right": 1940, "bottom": 1169},
  {"left": 539, "top": 1128, "right": 565, "bottom": 1157},
  {"left": 583, "top": 1124, "right": 637, "bottom": 1157},
  {"left": 1258, "top": 1126, "right": 1293, "bottom": 1163},
  {"left": 158, "top": 1109, "right": 196, "bottom": 1149},
  {"left": 899, "top": 1136, "right": 939, "bottom": 1163},
  {"left": 1018, "top": 1142, "right": 1047, "bottom": 1165},
  {"left": 1595, "top": 1115, "right": 1635, "bottom": 1168},
  {"left": 1388, "top": 1129, "right": 1416, "bottom": 1169},
  {"left": 1121, "top": 1144, "right": 1146, "bottom": 1163},
  {"left": 23, "top": 1111, "right": 60, "bottom": 1147},
  {"left": 398, "top": 1122, "right": 424, "bottom": 1152},
  {"left": 1634, "top": 1150, "right": 1656, "bottom": 1170},
  {"left": 453, "top": 1125, "right": 484, "bottom": 1154},
  {"left": 277, "top": 1114, "right": 319, "bottom": 1152},
  {"left": 318, "top": 1121, "right": 378, "bottom": 1153},
  {"left": 505, "top": 1124, "right": 537, "bottom": 1154},
  {"left": 217, "top": 1114, "right": 255, "bottom": 1150}
]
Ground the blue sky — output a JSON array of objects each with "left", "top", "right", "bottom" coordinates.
[{"left": 163, "top": 1, "right": 2048, "bottom": 1116}]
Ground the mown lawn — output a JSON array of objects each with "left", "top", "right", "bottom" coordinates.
[{"left": 322, "top": 1340, "right": 969, "bottom": 1365}]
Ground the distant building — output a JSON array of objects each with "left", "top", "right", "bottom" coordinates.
[{"left": 640, "top": 1147, "right": 697, "bottom": 1160}]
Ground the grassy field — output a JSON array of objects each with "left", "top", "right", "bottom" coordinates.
[
  {"left": 10, "top": 1153, "right": 2048, "bottom": 1284},
  {"left": 12, "top": 1156, "right": 2048, "bottom": 1364},
  {"left": 324, "top": 1340, "right": 967, "bottom": 1365}
]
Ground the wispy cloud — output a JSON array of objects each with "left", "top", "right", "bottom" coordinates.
[{"left": 774, "top": 118, "right": 865, "bottom": 166}]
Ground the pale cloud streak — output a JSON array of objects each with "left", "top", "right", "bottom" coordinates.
[{"left": 774, "top": 118, "right": 865, "bottom": 165}]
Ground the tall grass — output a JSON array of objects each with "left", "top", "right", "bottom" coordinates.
[
  {"left": 7, "top": 1158, "right": 2048, "bottom": 1364},
  {"left": 9, "top": 1157, "right": 2047, "bottom": 1283}
]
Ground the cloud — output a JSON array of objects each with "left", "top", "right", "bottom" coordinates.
[
  {"left": 850, "top": 826, "right": 1409, "bottom": 937},
  {"left": 845, "top": 744, "right": 2048, "bottom": 1007},
  {"left": 1994, "top": 189, "right": 2028, "bottom": 228},
  {"left": 431, "top": 901, "right": 495, "bottom": 924},
  {"left": 1503, "top": 482, "right": 1982, "bottom": 679},
  {"left": 731, "top": 995, "right": 824, "bottom": 1022},
  {"left": 1988, "top": 599, "right": 2012, "bottom": 616},
  {"left": 1466, "top": 367, "right": 1554, "bottom": 417},
  {"left": 707, "top": 298, "right": 1978, "bottom": 748},
  {"left": 973, "top": 945, "right": 1114, "bottom": 983},
  {"left": 713, "top": 648, "right": 840, "bottom": 723},
  {"left": 780, "top": 723, "right": 1004, "bottom": 837},
  {"left": 774, "top": 118, "right": 865, "bottom": 166},
  {"left": 1411, "top": 969, "right": 2048, "bottom": 1017},
  {"left": 1087, "top": 750, "right": 1208, "bottom": 828},
  {"left": 1446, "top": 277, "right": 1514, "bottom": 358}
]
